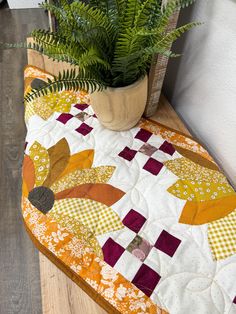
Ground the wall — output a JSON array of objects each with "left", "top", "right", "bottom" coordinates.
[
  {"left": 7, "top": 0, "right": 40, "bottom": 9},
  {"left": 163, "top": 0, "right": 236, "bottom": 188}
]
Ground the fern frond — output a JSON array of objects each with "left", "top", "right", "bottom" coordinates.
[
  {"left": 31, "top": 29, "right": 84, "bottom": 61},
  {"left": 157, "top": 0, "right": 196, "bottom": 30},
  {"left": 107, "top": 0, "right": 126, "bottom": 17},
  {"left": 88, "top": 0, "right": 109, "bottom": 14},
  {"left": 76, "top": 47, "right": 111, "bottom": 71},
  {"left": 24, "top": 69, "right": 106, "bottom": 102},
  {"left": 2, "top": 0, "right": 199, "bottom": 92},
  {"left": 134, "top": 0, "right": 161, "bottom": 28},
  {"left": 121, "top": 0, "right": 141, "bottom": 29},
  {"left": 40, "top": 1, "right": 77, "bottom": 38},
  {"left": 1, "top": 41, "right": 45, "bottom": 53},
  {"left": 71, "top": 2, "right": 115, "bottom": 40},
  {"left": 156, "top": 21, "right": 201, "bottom": 48},
  {"left": 156, "top": 0, "right": 180, "bottom": 32}
]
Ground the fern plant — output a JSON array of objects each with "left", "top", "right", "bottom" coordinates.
[{"left": 2, "top": 0, "right": 199, "bottom": 102}]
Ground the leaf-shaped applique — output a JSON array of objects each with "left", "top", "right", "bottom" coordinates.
[
  {"left": 29, "top": 141, "right": 50, "bottom": 186},
  {"left": 57, "top": 150, "right": 94, "bottom": 179},
  {"left": 53, "top": 91, "right": 78, "bottom": 112},
  {"left": 50, "top": 166, "right": 116, "bottom": 194},
  {"left": 50, "top": 198, "right": 124, "bottom": 235},
  {"left": 22, "top": 155, "right": 35, "bottom": 193},
  {"left": 173, "top": 145, "right": 219, "bottom": 171},
  {"left": 32, "top": 90, "right": 77, "bottom": 120},
  {"left": 31, "top": 97, "right": 53, "bottom": 120},
  {"left": 208, "top": 209, "right": 236, "bottom": 260},
  {"left": 164, "top": 158, "right": 227, "bottom": 184},
  {"left": 168, "top": 179, "right": 235, "bottom": 202},
  {"left": 179, "top": 195, "right": 236, "bottom": 225},
  {"left": 43, "top": 138, "right": 70, "bottom": 188},
  {"left": 47, "top": 209, "right": 103, "bottom": 258},
  {"left": 22, "top": 180, "right": 31, "bottom": 197},
  {"left": 54, "top": 183, "right": 125, "bottom": 206}
]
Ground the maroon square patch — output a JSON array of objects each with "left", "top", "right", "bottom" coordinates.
[
  {"left": 233, "top": 296, "right": 236, "bottom": 304},
  {"left": 143, "top": 158, "right": 163, "bottom": 175},
  {"left": 132, "top": 264, "right": 161, "bottom": 297},
  {"left": 57, "top": 113, "right": 73, "bottom": 124},
  {"left": 155, "top": 230, "right": 181, "bottom": 257},
  {"left": 122, "top": 209, "right": 146, "bottom": 233},
  {"left": 135, "top": 129, "right": 152, "bottom": 142},
  {"left": 118, "top": 147, "right": 137, "bottom": 161},
  {"left": 102, "top": 238, "right": 125, "bottom": 267},
  {"left": 74, "top": 103, "right": 89, "bottom": 111},
  {"left": 139, "top": 143, "right": 157, "bottom": 156},
  {"left": 159, "top": 141, "right": 175, "bottom": 155},
  {"left": 75, "top": 123, "right": 93, "bottom": 136}
]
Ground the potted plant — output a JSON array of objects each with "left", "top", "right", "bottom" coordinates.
[{"left": 3, "top": 0, "right": 198, "bottom": 131}]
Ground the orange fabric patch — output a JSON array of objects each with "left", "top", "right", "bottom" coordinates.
[
  {"left": 55, "top": 183, "right": 125, "bottom": 206},
  {"left": 173, "top": 145, "right": 219, "bottom": 171},
  {"left": 58, "top": 149, "right": 94, "bottom": 179},
  {"left": 22, "top": 155, "right": 35, "bottom": 191},
  {"left": 22, "top": 197, "right": 167, "bottom": 314},
  {"left": 22, "top": 179, "right": 29, "bottom": 197},
  {"left": 179, "top": 195, "right": 236, "bottom": 225}
]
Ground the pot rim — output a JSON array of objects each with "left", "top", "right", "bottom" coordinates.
[{"left": 104, "top": 74, "right": 147, "bottom": 92}]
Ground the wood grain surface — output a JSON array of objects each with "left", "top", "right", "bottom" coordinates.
[
  {"left": 0, "top": 8, "right": 48, "bottom": 314},
  {"left": 90, "top": 76, "right": 148, "bottom": 131},
  {"left": 144, "top": 10, "right": 180, "bottom": 117}
]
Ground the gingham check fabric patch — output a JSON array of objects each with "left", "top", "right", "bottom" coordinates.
[
  {"left": 50, "top": 198, "right": 124, "bottom": 235},
  {"left": 208, "top": 209, "right": 236, "bottom": 260}
]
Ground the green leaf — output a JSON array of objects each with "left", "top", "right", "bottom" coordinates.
[
  {"left": 24, "top": 69, "right": 106, "bottom": 103},
  {"left": 2, "top": 0, "right": 198, "bottom": 91}
]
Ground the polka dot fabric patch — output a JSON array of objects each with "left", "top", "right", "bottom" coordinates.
[{"left": 29, "top": 141, "right": 50, "bottom": 186}]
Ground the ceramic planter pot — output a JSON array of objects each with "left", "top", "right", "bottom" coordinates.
[{"left": 90, "top": 75, "right": 148, "bottom": 131}]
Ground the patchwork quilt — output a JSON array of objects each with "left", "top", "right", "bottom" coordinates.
[{"left": 22, "top": 66, "right": 236, "bottom": 314}]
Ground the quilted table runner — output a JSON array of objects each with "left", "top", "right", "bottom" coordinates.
[{"left": 22, "top": 66, "right": 236, "bottom": 314}]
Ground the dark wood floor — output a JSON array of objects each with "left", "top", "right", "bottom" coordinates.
[{"left": 0, "top": 8, "right": 48, "bottom": 314}]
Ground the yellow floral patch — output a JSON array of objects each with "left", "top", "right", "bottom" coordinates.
[
  {"left": 48, "top": 210, "right": 103, "bottom": 258},
  {"left": 29, "top": 141, "right": 50, "bottom": 186},
  {"left": 22, "top": 197, "right": 165, "bottom": 314},
  {"left": 31, "top": 90, "right": 78, "bottom": 120},
  {"left": 208, "top": 209, "right": 236, "bottom": 260},
  {"left": 168, "top": 179, "right": 235, "bottom": 202},
  {"left": 24, "top": 66, "right": 90, "bottom": 121},
  {"left": 50, "top": 198, "right": 124, "bottom": 235},
  {"left": 165, "top": 157, "right": 226, "bottom": 184},
  {"left": 50, "top": 166, "right": 115, "bottom": 194}
]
